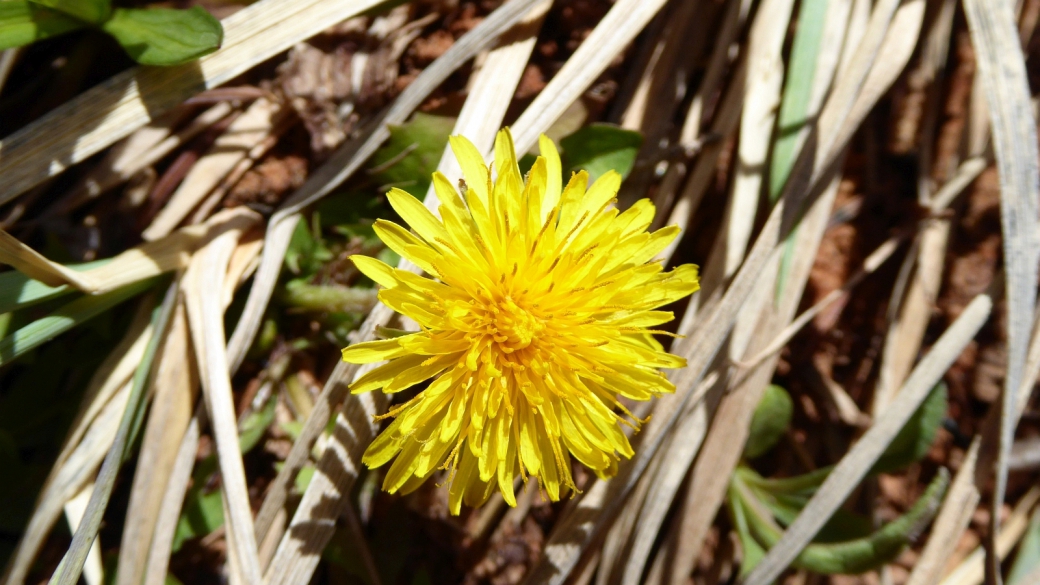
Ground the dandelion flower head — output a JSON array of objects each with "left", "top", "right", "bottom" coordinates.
[{"left": 342, "top": 128, "right": 700, "bottom": 514}]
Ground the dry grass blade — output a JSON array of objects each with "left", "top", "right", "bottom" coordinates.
[
  {"left": 962, "top": 2, "right": 1040, "bottom": 579},
  {"left": 143, "top": 97, "right": 282, "bottom": 240},
  {"left": 939, "top": 486, "right": 1040, "bottom": 585},
  {"left": 143, "top": 408, "right": 205, "bottom": 585},
  {"left": 743, "top": 294, "right": 992, "bottom": 585},
  {"left": 510, "top": 0, "right": 669, "bottom": 155},
  {"left": 225, "top": 0, "right": 547, "bottom": 373},
  {"left": 909, "top": 299, "right": 1040, "bottom": 585},
  {"left": 183, "top": 211, "right": 263, "bottom": 585},
  {"left": 658, "top": 59, "right": 746, "bottom": 261},
  {"left": 49, "top": 284, "right": 174, "bottom": 585},
  {"left": 116, "top": 301, "right": 198, "bottom": 585},
  {"left": 907, "top": 438, "right": 983, "bottom": 585},
  {"left": 61, "top": 484, "right": 103, "bottom": 585},
  {"left": 262, "top": 374, "right": 385, "bottom": 585},
  {"left": 737, "top": 233, "right": 902, "bottom": 370},
  {"left": 0, "top": 0, "right": 388, "bottom": 205},
  {"left": 53, "top": 103, "right": 235, "bottom": 217},
  {"left": 0, "top": 208, "right": 257, "bottom": 294}
]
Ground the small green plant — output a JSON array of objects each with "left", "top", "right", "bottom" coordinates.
[
  {"left": 0, "top": 0, "right": 222, "bottom": 66},
  {"left": 730, "top": 384, "right": 950, "bottom": 575}
]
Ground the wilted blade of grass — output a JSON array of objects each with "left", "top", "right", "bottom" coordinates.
[
  {"left": 183, "top": 222, "right": 263, "bottom": 585},
  {"left": 142, "top": 97, "right": 283, "bottom": 241},
  {"left": 0, "top": 259, "right": 108, "bottom": 314},
  {"left": 49, "top": 282, "right": 174, "bottom": 585},
  {"left": 509, "top": 0, "right": 669, "bottom": 155},
  {"left": 0, "top": 206, "right": 259, "bottom": 295},
  {"left": 0, "top": 277, "right": 157, "bottom": 367},
  {"left": 61, "top": 483, "right": 104, "bottom": 585},
  {"left": 909, "top": 300, "right": 1040, "bottom": 585},
  {"left": 962, "top": 1, "right": 1040, "bottom": 578},
  {"left": 116, "top": 301, "right": 196, "bottom": 585},
  {"left": 743, "top": 294, "right": 991, "bottom": 585},
  {"left": 0, "top": 0, "right": 394, "bottom": 206},
  {"left": 939, "top": 485, "right": 1040, "bottom": 585},
  {"left": 665, "top": 171, "right": 842, "bottom": 585}
]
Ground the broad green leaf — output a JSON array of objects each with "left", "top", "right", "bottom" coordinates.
[
  {"left": 1009, "top": 508, "right": 1040, "bottom": 585},
  {"left": 0, "top": 1, "right": 85, "bottom": 51},
  {"left": 0, "top": 277, "right": 155, "bottom": 368},
  {"left": 744, "top": 384, "right": 794, "bottom": 459},
  {"left": 0, "top": 259, "right": 109, "bottom": 315},
  {"left": 559, "top": 124, "right": 643, "bottom": 182},
  {"left": 27, "top": 0, "right": 109, "bottom": 24},
  {"left": 368, "top": 112, "right": 456, "bottom": 197},
  {"left": 101, "top": 7, "right": 222, "bottom": 66},
  {"left": 872, "top": 383, "right": 948, "bottom": 474},
  {"left": 735, "top": 469, "right": 949, "bottom": 574}
]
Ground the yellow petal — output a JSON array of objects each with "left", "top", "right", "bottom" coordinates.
[
  {"left": 350, "top": 254, "right": 396, "bottom": 288},
  {"left": 539, "top": 134, "right": 562, "bottom": 221},
  {"left": 449, "top": 135, "right": 490, "bottom": 208}
]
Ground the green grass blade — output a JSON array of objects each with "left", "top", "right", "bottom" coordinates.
[
  {"left": 769, "top": 0, "right": 829, "bottom": 297},
  {"left": 0, "top": 259, "right": 110, "bottom": 314},
  {"left": 0, "top": 274, "right": 153, "bottom": 367}
]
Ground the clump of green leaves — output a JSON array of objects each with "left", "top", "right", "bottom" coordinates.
[
  {"left": 731, "top": 384, "right": 950, "bottom": 575},
  {"left": 0, "top": 0, "right": 222, "bottom": 66}
]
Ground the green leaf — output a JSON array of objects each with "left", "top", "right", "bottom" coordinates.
[
  {"left": 735, "top": 469, "right": 949, "bottom": 574},
  {"left": 27, "top": 0, "right": 109, "bottom": 24},
  {"left": 368, "top": 112, "right": 456, "bottom": 197},
  {"left": 101, "top": 7, "right": 222, "bottom": 66},
  {"left": 172, "top": 489, "right": 223, "bottom": 552},
  {"left": 0, "top": 260, "right": 109, "bottom": 315},
  {"left": 744, "top": 384, "right": 794, "bottom": 459},
  {"left": 0, "top": 277, "right": 156, "bottom": 368},
  {"left": 559, "top": 124, "right": 643, "bottom": 182},
  {"left": 872, "top": 383, "right": 948, "bottom": 474},
  {"left": 1009, "top": 508, "right": 1040, "bottom": 585},
  {"left": 728, "top": 483, "right": 767, "bottom": 577},
  {"left": 284, "top": 215, "right": 334, "bottom": 277},
  {"left": 0, "top": 1, "right": 86, "bottom": 51},
  {"left": 238, "top": 394, "right": 276, "bottom": 453}
]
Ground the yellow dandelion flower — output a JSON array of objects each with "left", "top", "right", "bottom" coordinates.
[{"left": 342, "top": 128, "right": 699, "bottom": 514}]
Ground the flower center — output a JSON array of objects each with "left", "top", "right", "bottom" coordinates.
[{"left": 492, "top": 295, "right": 543, "bottom": 351}]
